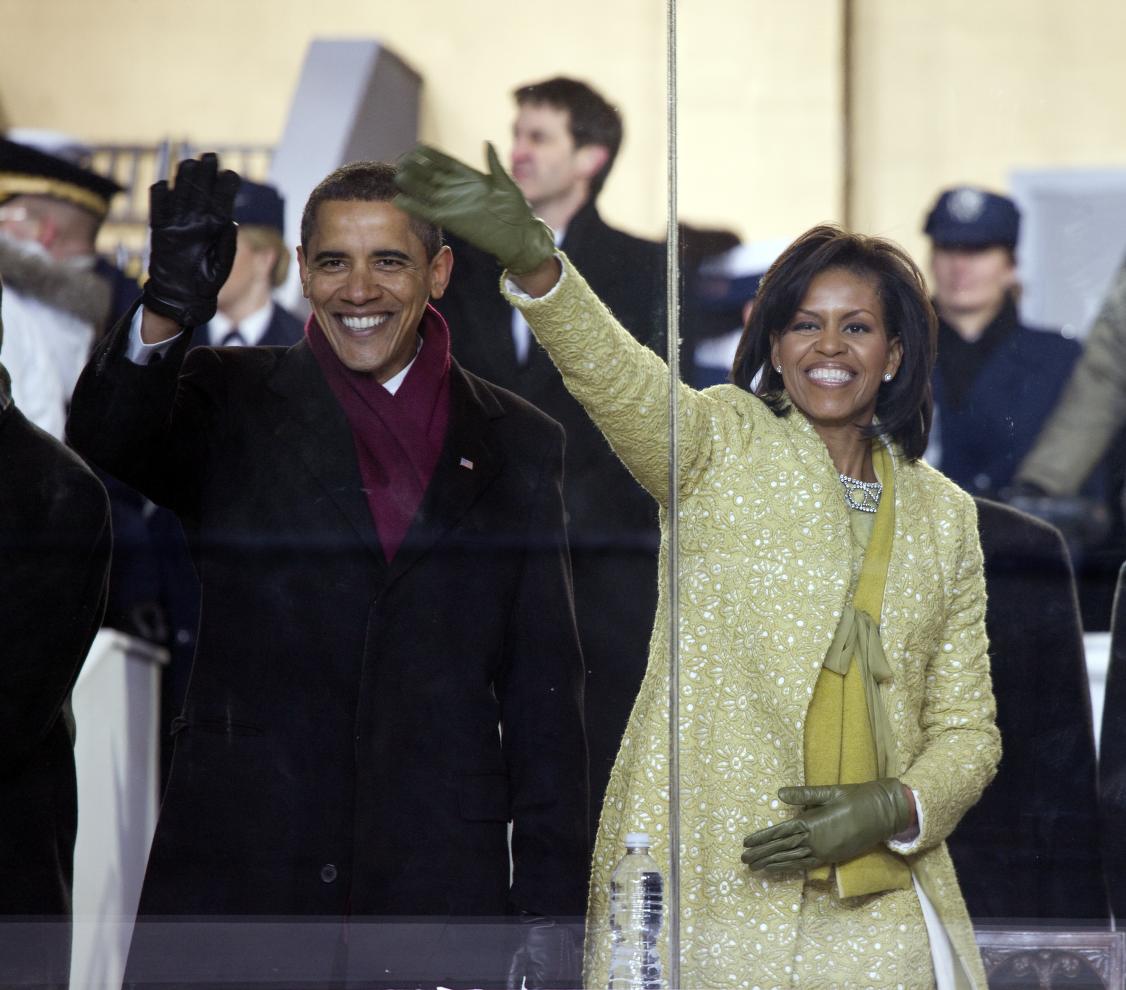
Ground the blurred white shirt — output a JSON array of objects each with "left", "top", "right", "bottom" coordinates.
[{"left": 0, "top": 285, "right": 74, "bottom": 438}]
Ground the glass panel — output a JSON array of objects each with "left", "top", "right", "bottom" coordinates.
[
  {"left": 8, "top": 2, "right": 1126, "bottom": 986},
  {"left": 672, "top": 3, "right": 1125, "bottom": 987},
  {"left": 0, "top": 3, "right": 673, "bottom": 987}
]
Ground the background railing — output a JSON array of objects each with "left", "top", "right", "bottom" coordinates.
[{"left": 83, "top": 141, "right": 274, "bottom": 282}]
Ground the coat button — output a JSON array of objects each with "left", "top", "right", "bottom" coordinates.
[{"left": 320, "top": 863, "right": 338, "bottom": 884}]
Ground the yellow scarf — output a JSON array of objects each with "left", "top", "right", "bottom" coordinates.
[{"left": 803, "top": 442, "right": 912, "bottom": 897}]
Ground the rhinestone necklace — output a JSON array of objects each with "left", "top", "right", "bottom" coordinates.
[{"left": 839, "top": 473, "right": 883, "bottom": 513}]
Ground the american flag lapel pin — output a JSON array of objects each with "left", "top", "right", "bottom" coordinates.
[{"left": 459, "top": 457, "right": 474, "bottom": 470}]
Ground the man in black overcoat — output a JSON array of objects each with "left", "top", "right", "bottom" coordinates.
[
  {"left": 436, "top": 77, "right": 664, "bottom": 841},
  {"left": 67, "top": 156, "right": 588, "bottom": 989},
  {"left": 0, "top": 278, "right": 112, "bottom": 988},
  {"left": 945, "top": 497, "right": 1108, "bottom": 923}
]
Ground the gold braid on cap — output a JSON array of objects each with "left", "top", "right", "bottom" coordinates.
[{"left": 0, "top": 174, "right": 110, "bottom": 218}]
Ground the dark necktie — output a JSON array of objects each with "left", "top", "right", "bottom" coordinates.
[{"left": 220, "top": 326, "right": 246, "bottom": 347}]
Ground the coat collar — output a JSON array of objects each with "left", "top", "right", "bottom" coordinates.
[
  {"left": 266, "top": 341, "right": 504, "bottom": 586},
  {"left": 559, "top": 199, "right": 603, "bottom": 247}
]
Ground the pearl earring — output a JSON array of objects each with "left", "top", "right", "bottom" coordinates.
[{"left": 883, "top": 372, "right": 893, "bottom": 382}]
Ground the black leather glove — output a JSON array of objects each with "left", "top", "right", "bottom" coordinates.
[
  {"left": 142, "top": 153, "right": 240, "bottom": 328},
  {"left": 505, "top": 915, "right": 582, "bottom": 990}
]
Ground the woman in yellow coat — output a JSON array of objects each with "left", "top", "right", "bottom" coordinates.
[{"left": 396, "top": 148, "right": 1000, "bottom": 990}]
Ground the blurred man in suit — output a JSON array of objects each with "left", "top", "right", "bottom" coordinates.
[{"left": 437, "top": 77, "right": 664, "bottom": 841}]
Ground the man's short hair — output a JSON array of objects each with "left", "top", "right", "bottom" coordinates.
[
  {"left": 300, "top": 161, "right": 444, "bottom": 260},
  {"left": 240, "top": 225, "right": 290, "bottom": 288},
  {"left": 514, "top": 76, "right": 622, "bottom": 197}
]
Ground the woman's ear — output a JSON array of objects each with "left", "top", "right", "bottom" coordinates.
[{"left": 885, "top": 335, "right": 904, "bottom": 379}]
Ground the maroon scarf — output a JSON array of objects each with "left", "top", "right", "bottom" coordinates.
[{"left": 306, "top": 305, "right": 451, "bottom": 561}]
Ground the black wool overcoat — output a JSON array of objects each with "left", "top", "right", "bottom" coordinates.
[
  {"left": 67, "top": 308, "right": 588, "bottom": 983},
  {"left": 0, "top": 404, "right": 111, "bottom": 985}
]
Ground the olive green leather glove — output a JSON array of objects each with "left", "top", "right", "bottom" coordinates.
[
  {"left": 740, "top": 778, "right": 912, "bottom": 874},
  {"left": 394, "top": 143, "right": 556, "bottom": 275}
]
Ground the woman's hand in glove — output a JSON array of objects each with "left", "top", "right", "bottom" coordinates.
[
  {"left": 741, "top": 778, "right": 914, "bottom": 874},
  {"left": 394, "top": 143, "right": 557, "bottom": 280}
]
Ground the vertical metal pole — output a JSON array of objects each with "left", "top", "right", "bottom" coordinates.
[
  {"left": 841, "top": 0, "right": 855, "bottom": 229},
  {"left": 664, "top": 0, "right": 681, "bottom": 986}
]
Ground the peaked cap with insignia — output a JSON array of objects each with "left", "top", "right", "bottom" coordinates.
[
  {"left": 0, "top": 137, "right": 123, "bottom": 220},
  {"left": 924, "top": 185, "right": 1020, "bottom": 250}
]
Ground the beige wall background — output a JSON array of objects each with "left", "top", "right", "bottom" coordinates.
[
  {"left": 0, "top": 0, "right": 669, "bottom": 238},
  {"left": 2, "top": 0, "right": 1125, "bottom": 266},
  {"left": 851, "top": 0, "right": 1126, "bottom": 264}
]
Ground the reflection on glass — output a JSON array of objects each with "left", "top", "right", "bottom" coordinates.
[{"left": 6, "top": 1, "right": 1126, "bottom": 986}]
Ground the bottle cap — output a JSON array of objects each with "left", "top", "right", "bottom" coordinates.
[{"left": 624, "top": 832, "right": 650, "bottom": 848}]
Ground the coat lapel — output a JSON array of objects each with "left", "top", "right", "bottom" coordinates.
[
  {"left": 267, "top": 342, "right": 387, "bottom": 567},
  {"left": 384, "top": 361, "right": 504, "bottom": 586}
]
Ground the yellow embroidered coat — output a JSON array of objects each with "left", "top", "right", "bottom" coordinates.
[{"left": 505, "top": 257, "right": 1000, "bottom": 990}]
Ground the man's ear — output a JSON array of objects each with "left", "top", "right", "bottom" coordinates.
[
  {"left": 296, "top": 246, "right": 310, "bottom": 298},
  {"left": 574, "top": 144, "right": 610, "bottom": 183},
  {"left": 427, "top": 245, "right": 454, "bottom": 301}
]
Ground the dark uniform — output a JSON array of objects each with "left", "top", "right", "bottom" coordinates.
[
  {"left": 933, "top": 296, "right": 1081, "bottom": 497},
  {"left": 924, "top": 186, "right": 1085, "bottom": 498}
]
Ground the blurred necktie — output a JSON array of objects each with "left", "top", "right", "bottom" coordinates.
[{"left": 220, "top": 326, "right": 245, "bottom": 347}]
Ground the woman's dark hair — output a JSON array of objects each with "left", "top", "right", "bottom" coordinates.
[{"left": 731, "top": 224, "right": 937, "bottom": 461}]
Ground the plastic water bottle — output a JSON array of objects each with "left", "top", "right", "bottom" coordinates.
[{"left": 606, "top": 831, "right": 664, "bottom": 990}]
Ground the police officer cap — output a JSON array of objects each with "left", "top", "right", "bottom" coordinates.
[
  {"left": 232, "top": 179, "right": 285, "bottom": 233},
  {"left": 924, "top": 186, "right": 1020, "bottom": 250},
  {"left": 0, "top": 136, "right": 122, "bottom": 220}
]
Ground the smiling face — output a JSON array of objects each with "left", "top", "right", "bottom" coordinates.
[
  {"left": 297, "top": 200, "right": 452, "bottom": 382},
  {"left": 771, "top": 267, "right": 902, "bottom": 449}
]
